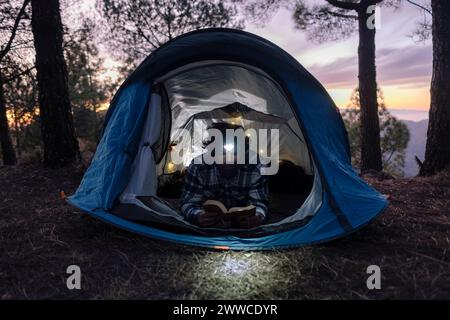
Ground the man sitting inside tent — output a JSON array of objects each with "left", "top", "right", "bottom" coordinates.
[{"left": 180, "top": 123, "right": 269, "bottom": 229}]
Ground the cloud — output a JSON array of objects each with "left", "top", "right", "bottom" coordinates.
[
  {"left": 307, "top": 44, "right": 432, "bottom": 89},
  {"left": 377, "top": 45, "right": 432, "bottom": 86},
  {"left": 308, "top": 56, "right": 358, "bottom": 87}
]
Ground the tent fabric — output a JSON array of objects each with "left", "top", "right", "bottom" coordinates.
[
  {"left": 165, "top": 64, "right": 293, "bottom": 122},
  {"left": 163, "top": 64, "right": 312, "bottom": 174},
  {"left": 114, "top": 62, "right": 320, "bottom": 230},
  {"left": 68, "top": 28, "right": 387, "bottom": 250},
  {"left": 120, "top": 93, "right": 162, "bottom": 204},
  {"left": 69, "top": 81, "right": 152, "bottom": 210}
]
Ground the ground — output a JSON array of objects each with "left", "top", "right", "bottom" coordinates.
[{"left": 0, "top": 165, "right": 449, "bottom": 299}]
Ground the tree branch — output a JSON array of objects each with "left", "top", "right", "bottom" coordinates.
[
  {"left": 1, "top": 65, "right": 35, "bottom": 85},
  {"left": 0, "top": 0, "right": 31, "bottom": 62},
  {"left": 134, "top": 4, "right": 162, "bottom": 49},
  {"left": 321, "top": 7, "right": 358, "bottom": 19},
  {"left": 326, "top": 0, "right": 360, "bottom": 10},
  {"left": 406, "top": 0, "right": 432, "bottom": 15},
  {"left": 385, "top": 148, "right": 396, "bottom": 164}
]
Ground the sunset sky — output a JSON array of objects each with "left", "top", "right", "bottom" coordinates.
[
  {"left": 76, "top": 0, "right": 432, "bottom": 112},
  {"left": 244, "top": 1, "right": 432, "bottom": 111}
]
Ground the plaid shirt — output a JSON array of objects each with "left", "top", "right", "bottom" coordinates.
[{"left": 180, "top": 159, "right": 269, "bottom": 223}]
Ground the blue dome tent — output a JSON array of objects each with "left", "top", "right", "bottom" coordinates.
[{"left": 68, "top": 28, "right": 387, "bottom": 250}]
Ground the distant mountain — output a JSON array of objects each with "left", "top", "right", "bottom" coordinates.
[{"left": 401, "top": 119, "right": 428, "bottom": 177}]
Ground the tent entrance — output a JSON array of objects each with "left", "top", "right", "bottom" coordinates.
[{"left": 114, "top": 62, "right": 323, "bottom": 237}]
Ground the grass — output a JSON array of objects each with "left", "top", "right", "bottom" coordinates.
[{"left": 0, "top": 164, "right": 449, "bottom": 299}]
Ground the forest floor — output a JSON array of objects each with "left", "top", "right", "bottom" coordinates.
[{"left": 0, "top": 164, "right": 449, "bottom": 299}]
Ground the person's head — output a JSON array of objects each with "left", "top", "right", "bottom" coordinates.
[{"left": 203, "top": 122, "right": 249, "bottom": 167}]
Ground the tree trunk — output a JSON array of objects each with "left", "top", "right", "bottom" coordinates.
[
  {"left": 357, "top": 5, "right": 382, "bottom": 172},
  {"left": 31, "top": 0, "right": 79, "bottom": 167},
  {"left": 420, "top": 0, "right": 450, "bottom": 176},
  {"left": 0, "top": 78, "right": 17, "bottom": 165},
  {"left": 13, "top": 109, "right": 21, "bottom": 157}
]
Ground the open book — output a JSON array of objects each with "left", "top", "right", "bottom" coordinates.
[{"left": 202, "top": 199, "right": 256, "bottom": 219}]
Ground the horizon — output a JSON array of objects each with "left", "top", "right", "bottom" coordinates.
[{"left": 377, "top": 108, "right": 428, "bottom": 121}]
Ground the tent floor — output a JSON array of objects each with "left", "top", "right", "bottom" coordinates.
[
  {"left": 111, "top": 190, "right": 312, "bottom": 237},
  {"left": 155, "top": 164, "right": 315, "bottom": 226},
  {"left": 114, "top": 167, "right": 314, "bottom": 236}
]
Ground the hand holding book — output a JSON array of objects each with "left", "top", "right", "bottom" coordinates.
[
  {"left": 201, "top": 199, "right": 264, "bottom": 229},
  {"left": 202, "top": 199, "right": 256, "bottom": 220}
]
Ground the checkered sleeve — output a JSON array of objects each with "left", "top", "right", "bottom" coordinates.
[
  {"left": 247, "top": 167, "right": 269, "bottom": 220},
  {"left": 180, "top": 163, "right": 206, "bottom": 223}
]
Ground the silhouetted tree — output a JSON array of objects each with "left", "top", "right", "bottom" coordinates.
[
  {"left": 98, "top": 0, "right": 243, "bottom": 63},
  {"left": 3, "top": 61, "right": 38, "bottom": 159},
  {"left": 342, "top": 88, "right": 410, "bottom": 176},
  {"left": 0, "top": 0, "right": 31, "bottom": 165},
  {"left": 31, "top": 0, "right": 80, "bottom": 167},
  {"left": 64, "top": 20, "right": 112, "bottom": 143},
  {"left": 236, "top": 0, "right": 400, "bottom": 173},
  {"left": 406, "top": 0, "right": 431, "bottom": 42},
  {"left": 407, "top": 0, "right": 450, "bottom": 175},
  {"left": 0, "top": 69, "right": 17, "bottom": 165}
]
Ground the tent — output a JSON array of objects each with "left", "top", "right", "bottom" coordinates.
[{"left": 68, "top": 28, "right": 387, "bottom": 250}]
